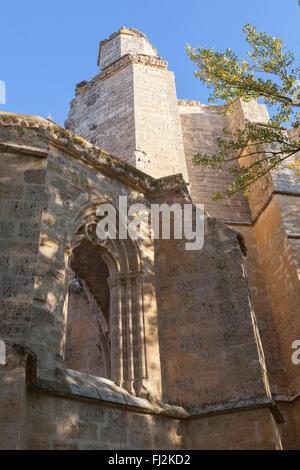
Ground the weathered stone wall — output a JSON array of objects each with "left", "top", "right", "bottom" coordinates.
[
  {"left": 232, "top": 224, "right": 287, "bottom": 393},
  {"left": 178, "top": 101, "right": 288, "bottom": 394},
  {"left": 186, "top": 408, "right": 282, "bottom": 450},
  {"left": 271, "top": 128, "right": 300, "bottom": 278},
  {"left": 155, "top": 215, "right": 271, "bottom": 408},
  {"left": 274, "top": 400, "right": 300, "bottom": 450},
  {"left": 0, "top": 124, "right": 49, "bottom": 450},
  {"left": 98, "top": 28, "right": 156, "bottom": 72},
  {"left": 0, "top": 126, "right": 48, "bottom": 350},
  {"left": 289, "top": 239, "right": 300, "bottom": 279},
  {"left": 0, "top": 113, "right": 165, "bottom": 401},
  {"left": 272, "top": 127, "right": 300, "bottom": 195},
  {"left": 178, "top": 101, "right": 251, "bottom": 223},
  {"left": 252, "top": 196, "right": 300, "bottom": 395},
  {"left": 178, "top": 97, "right": 300, "bottom": 440},
  {"left": 276, "top": 194, "right": 300, "bottom": 279},
  {"left": 98, "top": 35, "right": 122, "bottom": 71},
  {"left": 0, "top": 342, "right": 284, "bottom": 451},
  {"left": 66, "top": 65, "right": 136, "bottom": 165},
  {"left": 0, "top": 344, "right": 27, "bottom": 450},
  {"left": 228, "top": 98, "right": 270, "bottom": 131},
  {"left": 0, "top": 112, "right": 286, "bottom": 449},
  {"left": 22, "top": 389, "right": 186, "bottom": 450},
  {"left": 21, "top": 388, "right": 282, "bottom": 450},
  {"left": 132, "top": 64, "right": 188, "bottom": 179},
  {"left": 226, "top": 101, "right": 300, "bottom": 279},
  {"left": 1, "top": 28, "right": 299, "bottom": 451},
  {"left": 225, "top": 101, "right": 300, "bottom": 396}
]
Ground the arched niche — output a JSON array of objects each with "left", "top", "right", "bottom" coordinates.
[
  {"left": 64, "top": 247, "right": 110, "bottom": 379},
  {"left": 64, "top": 195, "right": 147, "bottom": 396}
]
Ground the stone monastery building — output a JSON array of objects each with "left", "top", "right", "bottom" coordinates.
[{"left": 0, "top": 27, "right": 300, "bottom": 449}]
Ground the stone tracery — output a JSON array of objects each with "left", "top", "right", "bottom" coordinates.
[{"left": 67, "top": 197, "right": 148, "bottom": 396}]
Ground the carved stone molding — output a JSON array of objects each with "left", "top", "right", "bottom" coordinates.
[
  {"left": 76, "top": 54, "right": 168, "bottom": 95},
  {"left": 0, "top": 112, "right": 190, "bottom": 200},
  {"left": 99, "top": 54, "right": 168, "bottom": 81},
  {"left": 178, "top": 99, "right": 203, "bottom": 107}
]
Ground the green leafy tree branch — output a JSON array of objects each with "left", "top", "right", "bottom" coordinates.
[{"left": 186, "top": 24, "right": 300, "bottom": 200}]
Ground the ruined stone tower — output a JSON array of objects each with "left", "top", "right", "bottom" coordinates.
[
  {"left": 0, "top": 27, "right": 300, "bottom": 450},
  {"left": 65, "top": 27, "right": 188, "bottom": 181}
]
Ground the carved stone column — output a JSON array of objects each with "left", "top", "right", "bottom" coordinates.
[
  {"left": 124, "top": 276, "right": 135, "bottom": 394},
  {"left": 108, "top": 276, "right": 123, "bottom": 387},
  {"left": 133, "top": 273, "right": 147, "bottom": 396},
  {"left": 108, "top": 271, "right": 147, "bottom": 396}
]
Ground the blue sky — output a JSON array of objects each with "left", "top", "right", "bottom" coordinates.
[{"left": 0, "top": 0, "right": 299, "bottom": 126}]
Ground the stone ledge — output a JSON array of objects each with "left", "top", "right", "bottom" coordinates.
[
  {"left": 178, "top": 99, "right": 203, "bottom": 107},
  {"left": 274, "top": 189, "right": 300, "bottom": 197},
  {"left": 178, "top": 99, "right": 219, "bottom": 110},
  {"left": 227, "top": 191, "right": 274, "bottom": 227},
  {"left": 76, "top": 53, "right": 168, "bottom": 96},
  {"left": 25, "top": 354, "right": 283, "bottom": 422},
  {"left": 99, "top": 54, "right": 168, "bottom": 82},
  {"left": 273, "top": 392, "right": 300, "bottom": 403},
  {"left": 0, "top": 141, "right": 48, "bottom": 158}
]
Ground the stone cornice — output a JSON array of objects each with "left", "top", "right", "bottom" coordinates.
[
  {"left": 178, "top": 99, "right": 220, "bottom": 110},
  {"left": 0, "top": 112, "right": 190, "bottom": 200},
  {"left": 99, "top": 53, "right": 167, "bottom": 81},
  {"left": 76, "top": 54, "right": 168, "bottom": 96},
  {"left": 178, "top": 99, "right": 203, "bottom": 107}
]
